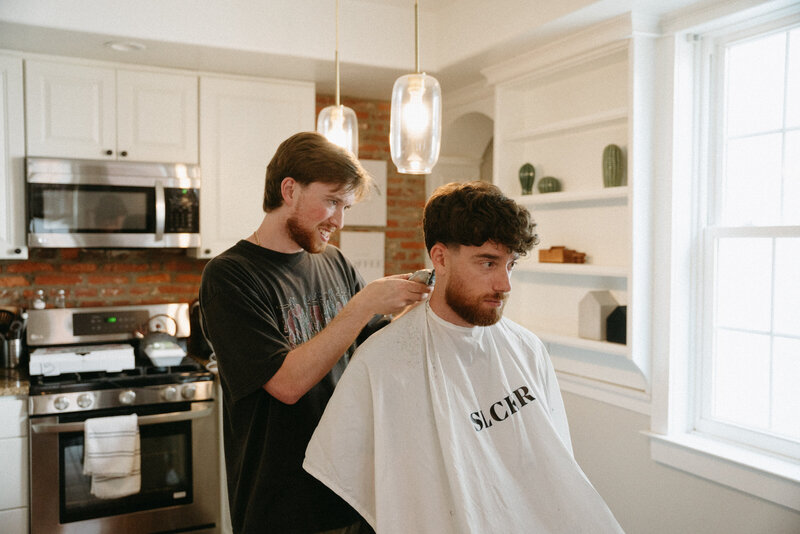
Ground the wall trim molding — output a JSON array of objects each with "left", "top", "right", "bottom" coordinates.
[{"left": 557, "top": 371, "right": 652, "bottom": 415}]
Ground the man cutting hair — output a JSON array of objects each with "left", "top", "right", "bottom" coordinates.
[
  {"left": 303, "top": 181, "right": 623, "bottom": 533},
  {"left": 201, "top": 132, "right": 431, "bottom": 534}
]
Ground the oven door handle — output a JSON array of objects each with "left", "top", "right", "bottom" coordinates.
[{"left": 30, "top": 402, "right": 213, "bottom": 434}]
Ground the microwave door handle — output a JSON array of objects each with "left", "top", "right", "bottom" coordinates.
[
  {"left": 30, "top": 402, "right": 214, "bottom": 434},
  {"left": 155, "top": 180, "right": 166, "bottom": 241}
]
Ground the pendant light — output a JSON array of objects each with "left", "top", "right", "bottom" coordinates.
[
  {"left": 390, "top": 0, "right": 441, "bottom": 174},
  {"left": 317, "top": 0, "right": 359, "bottom": 156}
]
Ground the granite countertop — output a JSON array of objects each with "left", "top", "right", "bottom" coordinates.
[{"left": 0, "top": 368, "right": 29, "bottom": 396}]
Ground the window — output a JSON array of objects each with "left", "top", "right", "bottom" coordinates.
[
  {"left": 698, "top": 20, "right": 800, "bottom": 460},
  {"left": 649, "top": 5, "right": 800, "bottom": 512}
]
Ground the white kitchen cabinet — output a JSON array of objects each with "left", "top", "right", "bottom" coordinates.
[
  {"left": 25, "top": 60, "right": 198, "bottom": 163},
  {"left": 193, "top": 75, "right": 315, "bottom": 258},
  {"left": 0, "top": 396, "right": 29, "bottom": 534},
  {"left": 484, "top": 14, "right": 655, "bottom": 390},
  {"left": 0, "top": 54, "right": 27, "bottom": 260}
]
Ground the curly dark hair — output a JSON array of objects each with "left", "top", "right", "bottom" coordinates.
[
  {"left": 423, "top": 181, "right": 539, "bottom": 256},
  {"left": 263, "top": 132, "right": 372, "bottom": 212}
]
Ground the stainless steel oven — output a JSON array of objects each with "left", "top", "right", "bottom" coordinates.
[
  {"left": 26, "top": 303, "right": 220, "bottom": 534},
  {"left": 26, "top": 157, "right": 201, "bottom": 248}
]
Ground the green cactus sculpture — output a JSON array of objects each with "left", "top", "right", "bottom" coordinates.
[
  {"left": 537, "top": 176, "right": 561, "bottom": 193},
  {"left": 602, "top": 144, "right": 623, "bottom": 187},
  {"left": 519, "top": 163, "right": 535, "bottom": 195}
]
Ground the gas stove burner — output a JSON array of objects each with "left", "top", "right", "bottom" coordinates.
[
  {"left": 25, "top": 302, "right": 215, "bottom": 407},
  {"left": 28, "top": 361, "right": 212, "bottom": 395}
]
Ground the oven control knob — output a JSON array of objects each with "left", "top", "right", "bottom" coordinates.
[
  {"left": 77, "top": 393, "right": 94, "bottom": 409},
  {"left": 53, "top": 396, "right": 69, "bottom": 411},
  {"left": 118, "top": 390, "right": 136, "bottom": 405},
  {"left": 162, "top": 386, "right": 179, "bottom": 402},
  {"left": 181, "top": 384, "right": 197, "bottom": 400}
]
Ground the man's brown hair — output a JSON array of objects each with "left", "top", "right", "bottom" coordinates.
[
  {"left": 423, "top": 181, "right": 539, "bottom": 255},
  {"left": 263, "top": 132, "right": 372, "bottom": 212}
]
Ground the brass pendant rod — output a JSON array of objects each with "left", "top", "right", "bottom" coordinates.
[
  {"left": 335, "top": 0, "right": 341, "bottom": 106},
  {"left": 414, "top": 0, "right": 420, "bottom": 74}
]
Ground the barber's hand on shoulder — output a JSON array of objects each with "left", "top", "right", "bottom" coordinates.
[{"left": 354, "top": 273, "right": 433, "bottom": 317}]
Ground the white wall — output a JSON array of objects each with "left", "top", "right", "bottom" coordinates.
[{"left": 563, "top": 392, "right": 800, "bottom": 533}]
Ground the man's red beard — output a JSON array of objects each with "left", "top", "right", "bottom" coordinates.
[
  {"left": 287, "top": 215, "right": 327, "bottom": 253},
  {"left": 444, "top": 276, "right": 508, "bottom": 326}
]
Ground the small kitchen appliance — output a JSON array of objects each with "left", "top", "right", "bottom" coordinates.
[{"left": 26, "top": 157, "right": 201, "bottom": 248}]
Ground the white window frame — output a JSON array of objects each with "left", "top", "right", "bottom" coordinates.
[
  {"left": 698, "top": 17, "right": 800, "bottom": 460},
  {"left": 649, "top": 1, "right": 800, "bottom": 512}
]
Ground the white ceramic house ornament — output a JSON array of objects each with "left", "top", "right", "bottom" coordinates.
[{"left": 578, "top": 290, "right": 618, "bottom": 341}]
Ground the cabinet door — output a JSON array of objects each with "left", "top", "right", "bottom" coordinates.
[
  {"left": 195, "top": 76, "right": 314, "bottom": 258},
  {"left": 0, "top": 55, "right": 27, "bottom": 259},
  {"left": 117, "top": 70, "right": 198, "bottom": 163},
  {"left": 0, "top": 437, "right": 28, "bottom": 511},
  {"left": 25, "top": 60, "right": 116, "bottom": 159},
  {"left": 0, "top": 508, "right": 28, "bottom": 534},
  {"left": 0, "top": 396, "right": 28, "bottom": 529}
]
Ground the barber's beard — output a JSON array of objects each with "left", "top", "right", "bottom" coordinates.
[
  {"left": 286, "top": 215, "right": 326, "bottom": 254},
  {"left": 444, "top": 277, "right": 507, "bottom": 327}
]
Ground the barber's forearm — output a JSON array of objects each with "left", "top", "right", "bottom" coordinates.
[{"left": 263, "top": 293, "right": 375, "bottom": 404}]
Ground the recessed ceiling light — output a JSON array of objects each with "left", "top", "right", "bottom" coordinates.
[{"left": 104, "top": 41, "right": 146, "bottom": 52}]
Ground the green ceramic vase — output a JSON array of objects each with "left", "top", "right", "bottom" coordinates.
[
  {"left": 537, "top": 176, "right": 561, "bottom": 193},
  {"left": 602, "top": 144, "right": 623, "bottom": 187},
  {"left": 518, "top": 163, "right": 535, "bottom": 195}
]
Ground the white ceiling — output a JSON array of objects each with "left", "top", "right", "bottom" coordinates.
[{"left": 0, "top": 0, "right": 715, "bottom": 100}]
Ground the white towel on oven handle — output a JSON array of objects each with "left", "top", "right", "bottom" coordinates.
[{"left": 83, "top": 414, "right": 141, "bottom": 498}]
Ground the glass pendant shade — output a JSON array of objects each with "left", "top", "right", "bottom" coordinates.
[
  {"left": 316, "top": 0, "right": 358, "bottom": 157},
  {"left": 318, "top": 103, "right": 358, "bottom": 156},
  {"left": 390, "top": 72, "right": 442, "bottom": 174}
]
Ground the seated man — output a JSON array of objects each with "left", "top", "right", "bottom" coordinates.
[{"left": 303, "top": 181, "right": 623, "bottom": 533}]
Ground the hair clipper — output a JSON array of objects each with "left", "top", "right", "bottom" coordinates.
[{"left": 408, "top": 268, "right": 435, "bottom": 286}]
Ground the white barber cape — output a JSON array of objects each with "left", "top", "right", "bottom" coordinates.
[{"left": 304, "top": 303, "right": 623, "bottom": 534}]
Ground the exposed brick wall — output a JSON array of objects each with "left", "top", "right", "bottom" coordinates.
[
  {"left": 0, "top": 94, "right": 426, "bottom": 309},
  {"left": 0, "top": 248, "right": 205, "bottom": 309}
]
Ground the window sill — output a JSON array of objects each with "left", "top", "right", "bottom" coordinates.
[{"left": 646, "top": 431, "right": 800, "bottom": 511}]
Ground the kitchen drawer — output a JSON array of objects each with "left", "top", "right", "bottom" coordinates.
[
  {"left": 0, "top": 507, "right": 28, "bottom": 534},
  {"left": 0, "top": 436, "right": 28, "bottom": 509},
  {"left": 0, "top": 396, "right": 27, "bottom": 439}
]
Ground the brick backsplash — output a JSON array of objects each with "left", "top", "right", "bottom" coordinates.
[{"left": 0, "top": 94, "right": 426, "bottom": 309}]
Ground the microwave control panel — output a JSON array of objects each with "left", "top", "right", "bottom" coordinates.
[{"left": 165, "top": 188, "right": 200, "bottom": 233}]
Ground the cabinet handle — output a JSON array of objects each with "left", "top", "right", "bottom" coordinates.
[
  {"left": 120, "top": 150, "right": 128, "bottom": 157},
  {"left": 105, "top": 149, "right": 113, "bottom": 156}
]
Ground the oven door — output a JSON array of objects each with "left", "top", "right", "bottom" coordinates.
[
  {"left": 27, "top": 181, "right": 160, "bottom": 248},
  {"left": 29, "top": 401, "right": 219, "bottom": 534}
]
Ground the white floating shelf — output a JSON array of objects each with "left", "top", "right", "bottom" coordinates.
[
  {"left": 515, "top": 262, "right": 628, "bottom": 278},
  {"left": 514, "top": 186, "right": 629, "bottom": 206},
  {"left": 503, "top": 108, "right": 628, "bottom": 142},
  {"left": 536, "top": 330, "right": 630, "bottom": 357}
]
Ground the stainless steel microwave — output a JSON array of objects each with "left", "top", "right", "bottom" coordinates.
[{"left": 26, "top": 157, "right": 201, "bottom": 248}]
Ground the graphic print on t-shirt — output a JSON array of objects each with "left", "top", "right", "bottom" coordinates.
[{"left": 279, "top": 287, "right": 349, "bottom": 348}]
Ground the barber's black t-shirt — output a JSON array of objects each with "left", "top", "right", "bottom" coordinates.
[{"left": 200, "top": 240, "right": 387, "bottom": 533}]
